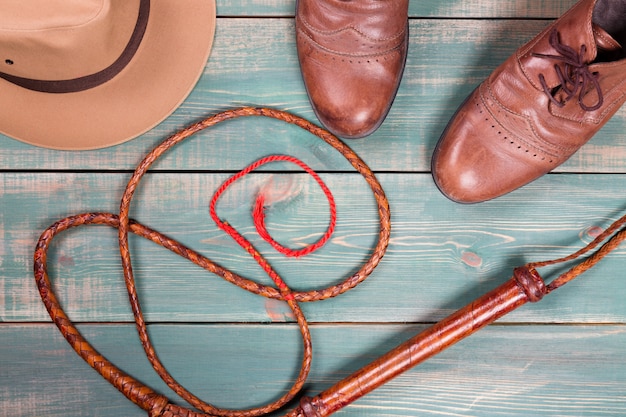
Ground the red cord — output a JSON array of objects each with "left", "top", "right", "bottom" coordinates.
[
  {"left": 35, "top": 108, "right": 391, "bottom": 417},
  {"left": 209, "top": 155, "right": 337, "bottom": 294}
]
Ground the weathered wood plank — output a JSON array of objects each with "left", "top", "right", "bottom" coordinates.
[
  {"left": 2, "top": 323, "right": 624, "bottom": 417},
  {"left": 2, "top": 17, "right": 625, "bottom": 172},
  {"left": 3, "top": 172, "right": 626, "bottom": 323},
  {"left": 3, "top": 3, "right": 624, "bottom": 417},
  {"left": 217, "top": 0, "right": 576, "bottom": 18}
]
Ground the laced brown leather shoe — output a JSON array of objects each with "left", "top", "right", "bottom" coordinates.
[
  {"left": 432, "top": 0, "right": 626, "bottom": 203},
  {"left": 296, "top": 0, "right": 409, "bottom": 139}
]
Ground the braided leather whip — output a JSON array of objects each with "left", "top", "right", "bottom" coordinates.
[{"left": 34, "top": 107, "right": 626, "bottom": 417}]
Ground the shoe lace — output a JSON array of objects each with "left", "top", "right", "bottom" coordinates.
[{"left": 532, "top": 29, "right": 603, "bottom": 111}]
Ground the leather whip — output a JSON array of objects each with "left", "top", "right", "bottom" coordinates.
[{"left": 34, "top": 107, "right": 626, "bottom": 417}]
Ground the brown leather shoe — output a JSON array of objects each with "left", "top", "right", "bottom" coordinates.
[
  {"left": 432, "top": 0, "right": 626, "bottom": 203},
  {"left": 296, "top": 0, "right": 409, "bottom": 139}
]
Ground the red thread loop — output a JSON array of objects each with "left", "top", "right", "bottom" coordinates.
[
  {"left": 34, "top": 107, "right": 392, "bottom": 417},
  {"left": 209, "top": 154, "right": 337, "bottom": 293}
]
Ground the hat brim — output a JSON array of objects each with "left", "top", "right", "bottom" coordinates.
[{"left": 0, "top": 0, "right": 216, "bottom": 150}]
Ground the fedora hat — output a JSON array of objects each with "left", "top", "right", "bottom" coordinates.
[{"left": 0, "top": 0, "right": 216, "bottom": 150}]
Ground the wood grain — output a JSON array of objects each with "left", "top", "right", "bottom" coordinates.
[
  {"left": 2, "top": 16, "right": 625, "bottom": 172},
  {"left": 1, "top": 324, "right": 624, "bottom": 417},
  {"left": 3, "top": 172, "right": 625, "bottom": 323},
  {"left": 216, "top": 0, "right": 576, "bottom": 18},
  {"left": 1, "top": 1, "right": 625, "bottom": 416}
]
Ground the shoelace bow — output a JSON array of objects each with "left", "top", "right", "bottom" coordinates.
[{"left": 533, "top": 29, "right": 604, "bottom": 111}]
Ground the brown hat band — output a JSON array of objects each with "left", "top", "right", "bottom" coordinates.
[{"left": 0, "top": 0, "right": 149, "bottom": 94}]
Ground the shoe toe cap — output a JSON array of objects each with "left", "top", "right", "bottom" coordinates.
[
  {"left": 313, "top": 95, "right": 388, "bottom": 139},
  {"left": 432, "top": 138, "right": 502, "bottom": 204},
  {"left": 297, "top": 31, "right": 407, "bottom": 139},
  {"left": 432, "top": 98, "right": 553, "bottom": 203}
]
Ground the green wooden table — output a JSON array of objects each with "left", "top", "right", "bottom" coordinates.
[{"left": 1, "top": 1, "right": 625, "bottom": 416}]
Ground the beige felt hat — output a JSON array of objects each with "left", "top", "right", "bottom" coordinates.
[{"left": 0, "top": 0, "right": 216, "bottom": 150}]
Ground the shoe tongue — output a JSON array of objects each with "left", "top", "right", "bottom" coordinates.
[{"left": 592, "top": 23, "right": 622, "bottom": 52}]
